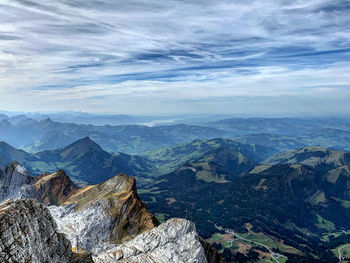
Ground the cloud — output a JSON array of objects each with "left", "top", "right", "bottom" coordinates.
[{"left": 0, "top": 0, "right": 349, "bottom": 114}]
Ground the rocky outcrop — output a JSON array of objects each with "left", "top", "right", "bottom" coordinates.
[
  {"left": 49, "top": 173, "right": 159, "bottom": 253},
  {"left": 0, "top": 163, "right": 223, "bottom": 263},
  {"left": 0, "top": 162, "right": 78, "bottom": 205},
  {"left": 0, "top": 199, "right": 73, "bottom": 263},
  {"left": 93, "top": 218, "right": 216, "bottom": 263},
  {"left": 0, "top": 161, "right": 35, "bottom": 202},
  {"left": 34, "top": 170, "right": 78, "bottom": 205}
]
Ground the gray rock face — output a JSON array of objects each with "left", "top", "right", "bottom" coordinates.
[
  {"left": 0, "top": 161, "right": 35, "bottom": 202},
  {"left": 0, "top": 199, "right": 73, "bottom": 263},
  {"left": 93, "top": 218, "right": 209, "bottom": 263},
  {"left": 49, "top": 199, "right": 114, "bottom": 252}
]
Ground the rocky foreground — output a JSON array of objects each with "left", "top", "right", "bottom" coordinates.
[{"left": 0, "top": 161, "right": 224, "bottom": 263}]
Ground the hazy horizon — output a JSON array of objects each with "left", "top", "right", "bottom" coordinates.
[{"left": 0, "top": 0, "right": 349, "bottom": 114}]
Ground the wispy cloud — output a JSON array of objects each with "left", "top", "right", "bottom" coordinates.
[{"left": 0, "top": 0, "right": 349, "bottom": 114}]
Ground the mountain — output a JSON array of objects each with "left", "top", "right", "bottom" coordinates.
[
  {"left": 0, "top": 117, "right": 228, "bottom": 154},
  {"left": 0, "top": 163, "right": 223, "bottom": 263},
  {"left": 0, "top": 138, "right": 155, "bottom": 185},
  {"left": 0, "top": 161, "right": 78, "bottom": 205},
  {"left": 50, "top": 173, "right": 159, "bottom": 249},
  {"left": 0, "top": 137, "right": 276, "bottom": 186},
  {"left": 143, "top": 138, "right": 277, "bottom": 175},
  {"left": 141, "top": 147, "right": 350, "bottom": 262},
  {"left": 34, "top": 170, "right": 78, "bottom": 205},
  {"left": 35, "top": 137, "right": 155, "bottom": 184},
  {"left": 0, "top": 141, "right": 38, "bottom": 168},
  {"left": 158, "top": 147, "right": 258, "bottom": 184}
]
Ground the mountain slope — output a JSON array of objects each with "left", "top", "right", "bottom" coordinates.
[
  {"left": 143, "top": 138, "right": 276, "bottom": 175},
  {"left": 141, "top": 147, "right": 350, "bottom": 262}
]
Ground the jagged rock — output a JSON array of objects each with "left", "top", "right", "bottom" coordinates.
[
  {"left": 34, "top": 170, "right": 78, "bottom": 205},
  {"left": 0, "top": 161, "right": 35, "bottom": 202},
  {"left": 93, "top": 218, "right": 223, "bottom": 263},
  {"left": 0, "top": 199, "right": 73, "bottom": 263},
  {"left": 49, "top": 173, "right": 159, "bottom": 253},
  {"left": 0, "top": 162, "right": 78, "bottom": 205},
  {"left": 0, "top": 163, "right": 223, "bottom": 263}
]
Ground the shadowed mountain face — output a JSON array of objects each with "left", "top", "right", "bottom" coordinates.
[{"left": 141, "top": 147, "right": 350, "bottom": 262}]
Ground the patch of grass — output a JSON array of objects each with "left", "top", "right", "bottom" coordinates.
[
  {"left": 315, "top": 214, "right": 335, "bottom": 231},
  {"left": 238, "top": 231, "right": 302, "bottom": 255}
]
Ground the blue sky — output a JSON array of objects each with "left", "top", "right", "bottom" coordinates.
[{"left": 0, "top": 0, "right": 349, "bottom": 115}]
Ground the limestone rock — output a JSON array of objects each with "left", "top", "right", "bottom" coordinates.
[
  {"left": 0, "top": 199, "right": 73, "bottom": 263},
  {"left": 0, "top": 161, "right": 35, "bottom": 202},
  {"left": 49, "top": 173, "right": 159, "bottom": 253},
  {"left": 93, "top": 218, "right": 214, "bottom": 263},
  {"left": 0, "top": 162, "right": 78, "bottom": 205}
]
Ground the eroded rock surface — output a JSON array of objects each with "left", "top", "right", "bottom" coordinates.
[
  {"left": 93, "top": 218, "right": 211, "bottom": 263},
  {"left": 49, "top": 173, "right": 159, "bottom": 253},
  {"left": 0, "top": 162, "right": 78, "bottom": 205},
  {"left": 0, "top": 163, "right": 223, "bottom": 263},
  {"left": 0, "top": 161, "right": 35, "bottom": 202},
  {"left": 0, "top": 199, "right": 73, "bottom": 263}
]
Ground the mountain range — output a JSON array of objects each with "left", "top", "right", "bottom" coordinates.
[
  {"left": 0, "top": 116, "right": 227, "bottom": 154},
  {"left": 0, "top": 137, "right": 154, "bottom": 186},
  {"left": 141, "top": 146, "right": 350, "bottom": 262},
  {"left": 0, "top": 137, "right": 276, "bottom": 187},
  {"left": 2, "top": 115, "right": 350, "bottom": 262},
  {"left": 2, "top": 115, "right": 350, "bottom": 156}
]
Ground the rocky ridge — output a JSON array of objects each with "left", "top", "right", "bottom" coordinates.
[
  {"left": 0, "top": 162, "right": 224, "bottom": 263},
  {"left": 49, "top": 173, "right": 158, "bottom": 252}
]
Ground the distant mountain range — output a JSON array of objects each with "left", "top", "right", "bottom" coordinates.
[
  {"left": 2, "top": 115, "right": 350, "bottom": 156},
  {"left": 0, "top": 117, "right": 227, "bottom": 154}
]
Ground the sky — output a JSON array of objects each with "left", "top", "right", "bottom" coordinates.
[{"left": 0, "top": 0, "right": 349, "bottom": 115}]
